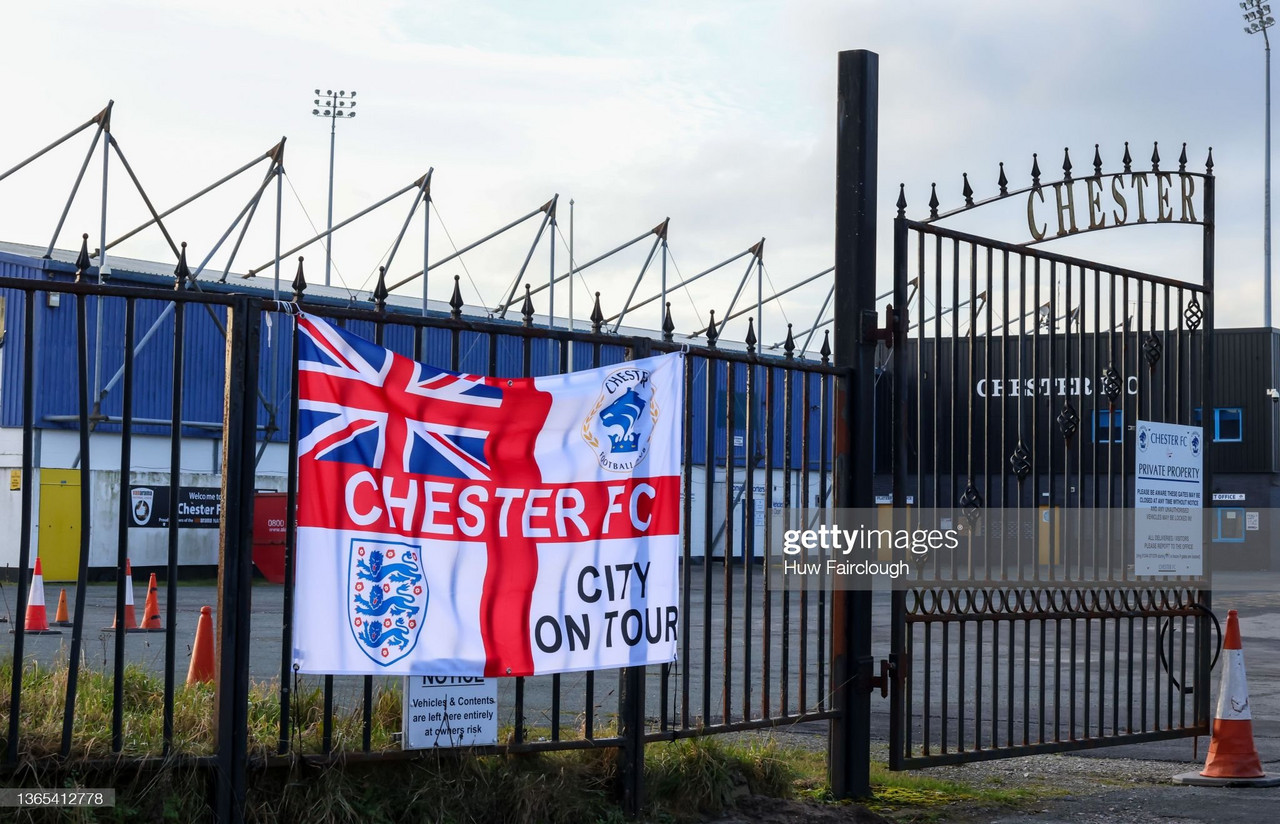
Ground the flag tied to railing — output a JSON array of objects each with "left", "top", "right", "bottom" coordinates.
[{"left": 291, "top": 314, "right": 683, "bottom": 677}]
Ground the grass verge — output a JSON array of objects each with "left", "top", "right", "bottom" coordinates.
[
  {"left": 0, "top": 657, "right": 1047, "bottom": 822},
  {"left": 0, "top": 657, "right": 403, "bottom": 759}
]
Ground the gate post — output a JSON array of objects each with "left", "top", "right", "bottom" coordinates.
[
  {"left": 215, "top": 297, "right": 260, "bottom": 824},
  {"left": 1198, "top": 164, "right": 1215, "bottom": 732},
  {"left": 830, "top": 48, "right": 878, "bottom": 799}
]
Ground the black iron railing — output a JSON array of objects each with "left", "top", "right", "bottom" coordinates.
[{"left": 0, "top": 257, "right": 842, "bottom": 818}]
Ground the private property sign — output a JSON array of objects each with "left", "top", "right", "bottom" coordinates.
[{"left": 1134, "top": 420, "right": 1204, "bottom": 576}]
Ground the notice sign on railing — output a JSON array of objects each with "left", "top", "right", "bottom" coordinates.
[
  {"left": 402, "top": 675, "right": 498, "bottom": 749},
  {"left": 1134, "top": 420, "right": 1204, "bottom": 576}
]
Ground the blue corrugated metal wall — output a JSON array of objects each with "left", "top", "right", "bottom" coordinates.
[
  {"left": 2, "top": 254, "right": 830, "bottom": 469},
  {"left": 1, "top": 287, "right": 230, "bottom": 435},
  {"left": 0, "top": 259, "right": 35, "bottom": 428}
]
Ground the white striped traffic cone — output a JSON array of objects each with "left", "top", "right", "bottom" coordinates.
[
  {"left": 1174, "top": 610, "right": 1280, "bottom": 786},
  {"left": 20, "top": 558, "right": 61, "bottom": 635},
  {"left": 106, "top": 560, "right": 140, "bottom": 632}
]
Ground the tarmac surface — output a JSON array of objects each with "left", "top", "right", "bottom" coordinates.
[{"left": 990, "top": 787, "right": 1280, "bottom": 824}]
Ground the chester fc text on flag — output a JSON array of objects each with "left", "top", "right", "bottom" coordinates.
[{"left": 291, "top": 315, "right": 683, "bottom": 677}]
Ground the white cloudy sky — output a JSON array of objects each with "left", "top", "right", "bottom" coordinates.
[{"left": 0, "top": 0, "right": 1268, "bottom": 342}]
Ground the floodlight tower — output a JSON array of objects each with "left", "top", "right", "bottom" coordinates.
[
  {"left": 312, "top": 89, "right": 358, "bottom": 287},
  {"left": 1243, "top": 2, "right": 1276, "bottom": 327}
]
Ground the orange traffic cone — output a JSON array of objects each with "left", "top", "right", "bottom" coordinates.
[
  {"left": 106, "top": 560, "right": 139, "bottom": 632},
  {"left": 19, "top": 558, "right": 61, "bottom": 635},
  {"left": 138, "top": 573, "right": 163, "bottom": 631},
  {"left": 1174, "top": 610, "right": 1280, "bottom": 786},
  {"left": 186, "top": 606, "right": 215, "bottom": 685},
  {"left": 52, "top": 588, "right": 73, "bottom": 627}
]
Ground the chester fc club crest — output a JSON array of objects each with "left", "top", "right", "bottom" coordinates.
[
  {"left": 583, "top": 365, "right": 659, "bottom": 472},
  {"left": 131, "top": 487, "right": 154, "bottom": 526},
  {"left": 348, "top": 539, "right": 426, "bottom": 666}
]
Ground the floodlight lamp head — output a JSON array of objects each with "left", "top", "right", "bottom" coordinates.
[
  {"left": 315, "top": 88, "right": 321, "bottom": 94},
  {"left": 312, "top": 109, "right": 319, "bottom": 115}
]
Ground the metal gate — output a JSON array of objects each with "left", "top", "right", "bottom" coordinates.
[{"left": 884, "top": 150, "right": 1216, "bottom": 768}]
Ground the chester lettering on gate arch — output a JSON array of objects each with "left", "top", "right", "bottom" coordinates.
[{"left": 902, "top": 142, "right": 1211, "bottom": 248}]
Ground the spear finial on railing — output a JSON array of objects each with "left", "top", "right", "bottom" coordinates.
[
  {"left": 820, "top": 330, "right": 831, "bottom": 365},
  {"left": 1031, "top": 153, "right": 1041, "bottom": 189},
  {"left": 662, "top": 302, "right": 674, "bottom": 342},
  {"left": 1123, "top": 142, "right": 1133, "bottom": 174},
  {"left": 896, "top": 184, "right": 907, "bottom": 218},
  {"left": 1151, "top": 141, "right": 1160, "bottom": 173},
  {"left": 449, "top": 275, "right": 463, "bottom": 319},
  {"left": 1061, "top": 147, "right": 1073, "bottom": 183},
  {"left": 521, "top": 284, "right": 535, "bottom": 327},
  {"left": 1093, "top": 144, "right": 1103, "bottom": 178},
  {"left": 783, "top": 323, "right": 795, "bottom": 360},
  {"left": 997, "top": 162, "right": 1008, "bottom": 197},
  {"left": 928, "top": 183, "right": 939, "bottom": 219},
  {"left": 292, "top": 256, "right": 306, "bottom": 302},
  {"left": 372, "top": 266, "right": 388, "bottom": 313},
  {"left": 706, "top": 309, "right": 719, "bottom": 348},
  {"left": 590, "top": 292, "right": 604, "bottom": 334},
  {"left": 175, "top": 242, "right": 190, "bottom": 291},
  {"left": 962, "top": 173, "right": 974, "bottom": 207},
  {"left": 1178, "top": 142, "right": 1188, "bottom": 173},
  {"left": 745, "top": 317, "right": 757, "bottom": 355},
  {"left": 1206, "top": 147, "right": 1214, "bottom": 177},
  {"left": 75, "top": 234, "right": 91, "bottom": 282}
]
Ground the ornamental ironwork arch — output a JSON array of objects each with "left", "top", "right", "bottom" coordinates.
[{"left": 902, "top": 141, "right": 1213, "bottom": 247}]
